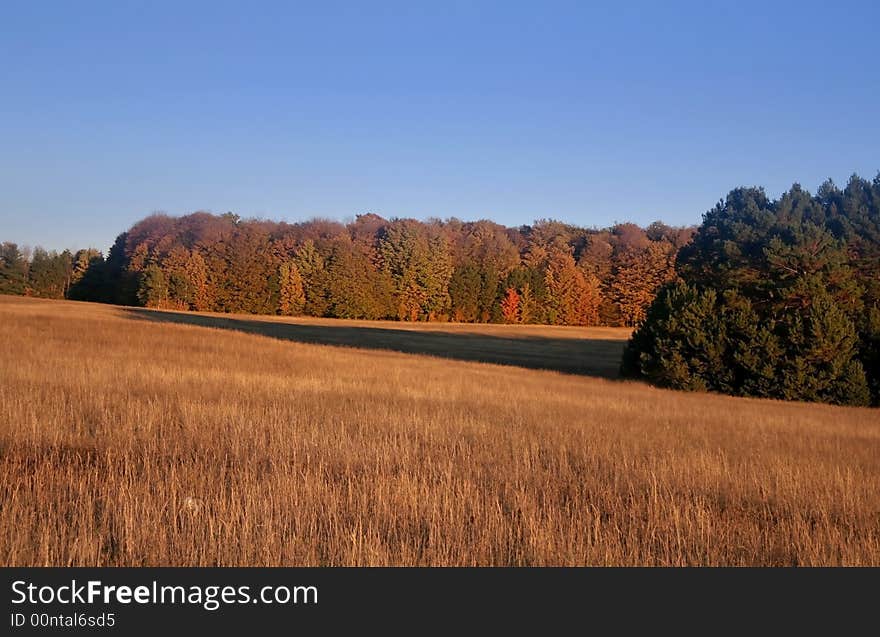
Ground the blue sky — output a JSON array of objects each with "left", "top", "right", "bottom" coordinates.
[{"left": 1, "top": 0, "right": 878, "bottom": 253}]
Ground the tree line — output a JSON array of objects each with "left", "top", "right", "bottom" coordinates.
[
  {"left": 4, "top": 173, "right": 876, "bottom": 406},
  {"left": 623, "top": 174, "right": 880, "bottom": 407},
  {"left": 0, "top": 244, "right": 106, "bottom": 302},
  {"left": 1, "top": 213, "right": 694, "bottom": 327}
]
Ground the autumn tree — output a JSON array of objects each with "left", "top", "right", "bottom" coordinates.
[
  {"left": 519, "top": 282, "right": 536, "bottom": 324},
  {"left": 162, "top": 246, "right": 196, "bottom": 309},
  {"left": 503, "top": 266, "right": 547, "bottom": 324},
  {"left": 278, "top": 260, "right": 305, "bottom": 316},
  {"left": 216, "top": 226, "right": 276, "bottom": 314},
  {"left": 325, "top": 240, "right": 395, "bottom": 320},
  {"left": 571, "top": 271, "right": 602, "bottom": 326},
  {"left": 22, "top": 210, "right": 703, "bottom": 335},
  {"left": 609, "top": 240, "right": 677, "bottom": 326},
  {"left": 379, "top": 221, "right": 453, "bottom": 321},
  {"left": 294, "top": 239, "right": 330, "bottom": 317},
  {"left": 500, "top": 287, "right": 520, "bottom": 323},
  {"left": 70, "top": 248, "right": 101, "bottom": 288},
  {"left": 544, "top": 250, "right": 602, "bottom": 326},
  {"left": 185, "top": 250, "right": 212, "bottom": 311}
]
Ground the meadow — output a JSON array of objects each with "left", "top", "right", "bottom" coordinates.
[{"left": 1, "top": 295, "right": 878, "bottom": 566}]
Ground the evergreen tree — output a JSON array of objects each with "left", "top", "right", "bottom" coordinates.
[
  {"left": 379, "top": 221, "right": 452, "bottom": 321},
  {"left": 859, "top": 306, "right": 880, "bottom": 403},
  {"left": 104, "top": 233, "right": 138, "bottom": 305},
  {"left": 625, "top": 180, "right": 877, "bottom": 406},
  {"left": 622, "top": 283, "right": 730, "bottom": 392},
  {"left": 519, "top": 282, "right": 536, "bottom": 325},
  {"left": 774, "top": 291, "right": 869, "bottom": 405},
  {"left": 294, "top": 240, "right": 330, "bottom": 317},
  {"left": 27, "top": 247, "right": 70, "bottom": 298},
  {"left": 68, "top": 249, "right": 107, "bottom": 302},
  {"left": 0, "top": 242, "right": 28, "bottom": 295},
  {"left": 449, "top": 263, "right": 482, "bottom": 322},
  {"left": 163, "top": 246, "right": 196, "bottom": 309},
  {"left": 325, "top": 243, "right": 394, "bottom": 320},
  {"left": 137, "top": 264, "right": 167, "bottom": 308}
]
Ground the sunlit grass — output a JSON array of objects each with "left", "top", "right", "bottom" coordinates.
[{"left": 1, "top": 295, "right": 878, "bottom": 566}]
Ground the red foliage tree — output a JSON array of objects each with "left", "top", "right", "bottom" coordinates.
[{"left": 500, "top": 287, "right": 520, "bottom": 323}]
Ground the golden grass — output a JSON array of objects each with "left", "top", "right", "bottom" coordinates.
[{"left": 1, "top": 295, "right": 878, "bottom": 566}]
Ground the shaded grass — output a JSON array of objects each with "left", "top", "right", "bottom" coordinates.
[{"left": 123, "top": 306, "right": 630, "bottom": 378}]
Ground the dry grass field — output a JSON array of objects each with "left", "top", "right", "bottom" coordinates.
[{"left": 1, "top": 295, "right": 878, "bottom": 566}]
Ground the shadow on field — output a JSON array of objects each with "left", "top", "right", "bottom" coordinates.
[{"left": 124, "top": 308, "right": 627, "bottom": 378}]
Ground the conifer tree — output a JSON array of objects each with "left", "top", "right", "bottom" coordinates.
[
  {"left": 137, "top": 264, "right": 167, "bottom": 308},
  {"left": 625, "top": 181, "right": 877, "bottom": 406},
  {"left": 294, "top": 240, "right": 330, "bottom": 317},
  {"left": 0, "top": 242, "right": 28, "bottom": 295},
  {"left": 449, "top": 263, "right": 482, "bottom": 322}
]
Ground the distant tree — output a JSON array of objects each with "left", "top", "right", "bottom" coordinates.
[
  {"left": 27, "top": 247, "right": 71, "bottom": 299},
  {"left": 104, "top": 233, "right": 138, "bottom": 305},
  {"left": 70, "top": 248, "right": 101, "bottom": 288},
  {"left": 137, "top": 264, "right": 167, "bottom": 308},
  {"left": 544, "top": 249, "right": 602, "bottom": 326},
  {"left": 294, "top": 240, "right": 330, "bottom": 316},
  {"left": 609, "top": 241, "right": 677, "bottom": 326},
  {"left": 218, "top": 226, "right": 276, "bottom": 314},
  {"left": 477, "top": 264, "right": 502, "bottom": 322},
  {"left": 860, "top": 306, "right": 880, "bottom": 401},
  {"left": 423, "top": 231, "right": 454, "bottom": 320},
  {"left": 68, "top": 249, "right": 107, "bottom": 302},
  {"left": 503, "top": 266, "right": 547, "bottom": 324},
  {"left": 380, "top": 221, "right": 452, "bottom": 321},
  {"left": 278, "top": 260, "right": 305, "bottom": 316},
  {"left": 449, "top": 263, "right": 483, "bottom": 322},
  {"left": 519, "top": 282, "right": 536, "bottom": 325},
  {"left": 185, "top": 250, "right": 212, "bottom": 311},
  {"left": 500, "top": 287, "right": 520, "bottom": 323},
  {"left": 578, "top": 233, "right": 613, "bottom": 281},
  {"left": 325, "top": 241, "right": 395, "bottom": 320},
  {"left": 646, "top": 221, "right": 696, "bottom": 248},
  {"left": 162, "top": 246, "right": 196, "bottom": 309},
  {"left": 571, "top": 271, "right": 602, "bottom": 327},
  {"left": 0, "top": 242, "right": 28, "bottom": 295}
]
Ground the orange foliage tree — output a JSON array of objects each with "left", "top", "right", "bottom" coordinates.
[{"left": 500, "top": 287, "right": 520, "bottom": 323}]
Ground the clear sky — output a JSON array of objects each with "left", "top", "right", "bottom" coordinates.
[{"left": 1, "top": 0, "right": 878, "bottom": 253}]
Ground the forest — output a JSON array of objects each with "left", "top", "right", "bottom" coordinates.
[
  {"left": 0, "top": 212, "right": 694, "bottom": 327},
  {"left": 2, "top": 173, "right": 878, "bottom": 406}
]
